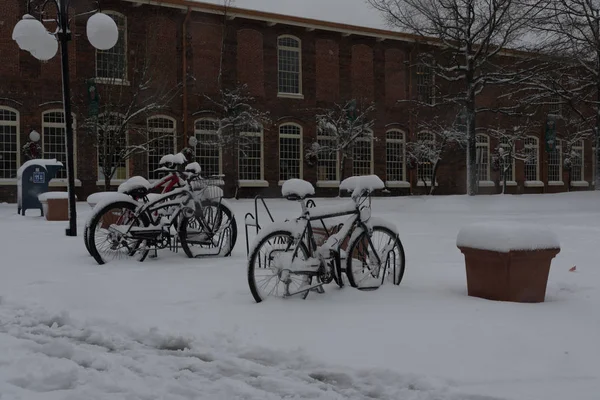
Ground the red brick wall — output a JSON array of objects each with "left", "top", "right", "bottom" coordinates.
[
  {"left": 237, "top": 29, "right": 264, "bottom": 97},
  {"left": 315, "top": 39, "right": 339, "bottom": 102},
  {"left": 351, "top": 44, "right": 374, "bottom": 102}
]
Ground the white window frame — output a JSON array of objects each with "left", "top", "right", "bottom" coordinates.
[
  {"left": 385, "top": 129, "right": 408, "bottom": 187},
  {"left": 548, "top": 139, "right": 563, "bottom": 186},
  {"left": 278, "top": 123, "right": 303, "bottom": 184},
  {"left": 0, "top": 106, "right": 20, "bottom": 184},
  {"left": 316, "top": 130, "right": 340, "bottom": 187},
  {"left": 147, "top": 115, "right": 176, "bottom": 181},
  {"left": 476, "top": 134, "right": 492, "bottom": 186},
  {"left": 277, "top": 35, "right": 303, "bottom": 98},
  {"left": 95, "top": 11, "right": 128, "bottom": 85},
  {"left": 41, "top": 110, "right": 80, "bottom": 187},
  {"left": 524, "top": 136, "right": 543, "bottom": 187},
  {"left": 238, "top": 125, "right": 267, "bottom": 187},
  {"left": 96, "top": 113, "right": 130, "bottom": 185},
  {"left": 194, "top": 118, "right": 222, "bottom": 177},
  {"left": 416, "top": 131, "right": 436, "bottom": 186},
  {"left": 352, "top": 133, "right": 374, "bottom": 177},
  {"left": 416, "top": 63, "right": 435, "bottom": 105},
  {"left": 570, "top": 139, "right": 586, "bottom": 186}
]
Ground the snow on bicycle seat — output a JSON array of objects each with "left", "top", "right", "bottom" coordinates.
[
  {"left": 340, "top": 175, "right": 385, "bottom": 197},
  {"left": 118, "top": 176, "right": 152, "bottom": 195},
  {"left": 159, "top": 152, "right": 187, "bottom": 166},
  {"left": 282, "top": 178, "right": 315, "bottom": 200}
]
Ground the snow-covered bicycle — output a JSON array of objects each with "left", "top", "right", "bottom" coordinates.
[
  {"left": 247, "top": 176, "right": 405, "bottom": 303},
  {"left": 86, "top": 162, "right": 237, "bottom": 265}
]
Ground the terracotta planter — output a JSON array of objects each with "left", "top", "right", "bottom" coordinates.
[
  {"left": 43, "top": 198, "right": 69, "bottom": 221},
  {"left": 457, "top": 246, "right": 560, "bottom": 303}
]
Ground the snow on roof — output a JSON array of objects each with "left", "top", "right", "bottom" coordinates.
[{"left": 194, "top": 0, "right": 393, "bottom": 33}]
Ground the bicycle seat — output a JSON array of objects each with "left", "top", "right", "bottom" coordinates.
[
  {"left": 281, "top": 178, "right": 315, "bottom": 201},
  {"left": 118, "top": 176, "right": 152, "bottom": 197},
  {"left": 159, "top": 152, "right": 187, "bottom": 166}
]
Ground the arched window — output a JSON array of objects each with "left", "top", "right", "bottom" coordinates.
[
  {"left": 96, "top": 11, "right": 127, "bottom": 82},
  {"left": 476, "top": 134, "right": 490, "bottom": 182},
  {"left": 194, "top": 118, "right": 221, "bottom": 177},
  {"left": 279, "top": 123, "right": 302, "bottom": 181},
  {"left": 147, "top": 116, "right": 176, "bottom": 180},
  {"left": 416, "top": 131, "right": 435, "bottom": 183},
  {"left": 548, "top": 139, "right": 562, "bottom": 183},
  {"left": 571, "top": 140, "right": 584, "bottom": 182},
  {"left": 239, "top": 125, "right": 263, "bottom": 181},
  {"left": 524, "top": 136, "right": 539, "bottom": 181},
  {"left": 97, "top": 113, "right": 128, "bottom": 181},
  {"left": 0, "top": 107, "right": 19, "bottom": 180},
  {"left": 352, "top": 132, "right": 373, "bottom": 176},
  {"left": 42, "top": 110, "right": 76, "bottom": 180},
  {"left": 386, "top": 129, "right": 406, "bottom": 182},
  {"left": 277, "top": 35, "right": 302, "bottom": 95}
]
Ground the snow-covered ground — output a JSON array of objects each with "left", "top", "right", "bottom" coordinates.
[{"left": 1, "top": 192, "right": 599, "bottom": 400}]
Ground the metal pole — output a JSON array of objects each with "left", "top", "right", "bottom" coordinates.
[
  {"left": 57, "top": 0, "right": 77, "bottom": 236},
  {"left": 596, "top": 11, "right": 600, "bottom": 189}
]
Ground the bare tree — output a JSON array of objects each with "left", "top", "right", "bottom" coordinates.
[
  {"left": 407, "top": 113, "right": 467, "bottom": 194},
  {"left": 367, "top": 0, "right": 548, "bottom": 195},
  {"left": 306, "top": 99, "right": 376, "bottom": 183},
  {"left": 83, "top": 33, "right": 181, "bottom": 191}
]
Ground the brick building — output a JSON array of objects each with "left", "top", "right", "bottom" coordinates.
[{"left": 0, "top": 0, "right": 596, "bottom": 202}]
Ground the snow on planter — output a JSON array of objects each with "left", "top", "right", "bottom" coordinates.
[
  {"left": 340, "top": 175, "right": 385, "bottom": 198},
  {"left": 38, "top": 192, "right": 73, "bottom": 201},
  {"left": 281, "top": 179, "right": 315, "bottom": 198},
  {"left": 456, "top": 222, "right": 561, "bottom": 303},
  {"left": 37, "top": 192, "right": 75, "bottom": 221},
  {"left": 456, "top": 222, "right": 560, "bottom": 253}
]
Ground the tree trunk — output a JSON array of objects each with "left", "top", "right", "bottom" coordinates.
[
  {"left": 430, "top": 160, "right": 440, "bottom": 195},
  {"left": 465, "top": 69, "right": 478, "bottom": 196},
  {"left": 104, "top": 173, "right": 111, "bottom": 192}
]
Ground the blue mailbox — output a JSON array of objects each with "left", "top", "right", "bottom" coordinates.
[{"left": 17, "top": 159, "right": 64, "bottom": 216}]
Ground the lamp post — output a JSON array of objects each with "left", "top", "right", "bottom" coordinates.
[{"left": 12, "top": 1, "right": 118, "bottom": 236}]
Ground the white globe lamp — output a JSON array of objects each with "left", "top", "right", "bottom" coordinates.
[
  {"left": 29, "top": 130, "right": 41, "bottom": 142},
  {"left": 12, "top": 14, "right": 48, "bottom": 52},
  {"left": 30, "top": 32, "right": 59, "bottom": 61},
  {"left": 86, "top": 12, "right": 118, "bottom": 50}
]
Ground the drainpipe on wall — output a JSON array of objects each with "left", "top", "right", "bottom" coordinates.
[{"left": 182, "top": 6, "right": 191, "bottom": 147}]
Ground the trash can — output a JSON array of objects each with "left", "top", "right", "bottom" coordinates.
[{"left": 17, "top": 159, "right": 64, "bottom": 216}]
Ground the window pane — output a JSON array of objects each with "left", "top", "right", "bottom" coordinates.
[
  {"left": 194, "top": 119, "right": 220, "bottom": 177},
  {"left": 0, "top": 109, "right": 18, "bottom": 179},
  {"left": 239, "top": 134, "right": 262, "bottom": 181},
  {"left": 147, "top": 117, "right": 176, "bottom": 180},
  {"left": 353, "top": 139, "right": 372, "bottom": 176},
  {"left": 317, "top": 137, "right": 338, "bottom": 181},
  {"left": 476, "top": 135, "right": 489, "bottom": 181},
  {"left": 42, "top": 111, "right": 69, "bottom": 179},
  {"left": 96, "top": 13, "right": 126, "bottom": 80},
  {"left": 279, "top": 125, "right": 301, "bottom": 181},
  {"left": 278, "top": 38, "right": 301, "bottom": 94},
  {"left": 386, "top": 131, "right": 404, "bottom": 181}
]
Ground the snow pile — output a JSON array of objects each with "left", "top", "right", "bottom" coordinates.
[
  {"left": 86, "top": 12, "right": 118, "bottom": 50},
  {"left": 117, "top": 176, "right": 152, "bottom": 194},
  {"left": 16, "top": 159, "right": 63, "bottom": 179},
  {"left": 340, "top": 175, "right": 385, "bottom": 198},
  {"left": 281, "top": 179, "right": 315, "bottom": 198},
  {"left": 456, "top": 222, "right": 560, "bottom": 253},
  {"left": 159, "top": 153, "right": 187, "bottom": 166}
]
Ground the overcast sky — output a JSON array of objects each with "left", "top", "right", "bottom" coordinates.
[{"left": 198, "top": 0, "right": 393, "bottom": 31}]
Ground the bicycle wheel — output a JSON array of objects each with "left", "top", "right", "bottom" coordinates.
[
  {"left": 247, "top": 230, "right": 311, "bottom": 303},
  {"left": 87, "top": 201, "right": 150, "bottom": 265},
  {"left": 179, "top": 200, "right": 237, "bottom": 258},
  {"left": 345, "top": 225, "right": 405, "bottom": 289}
]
